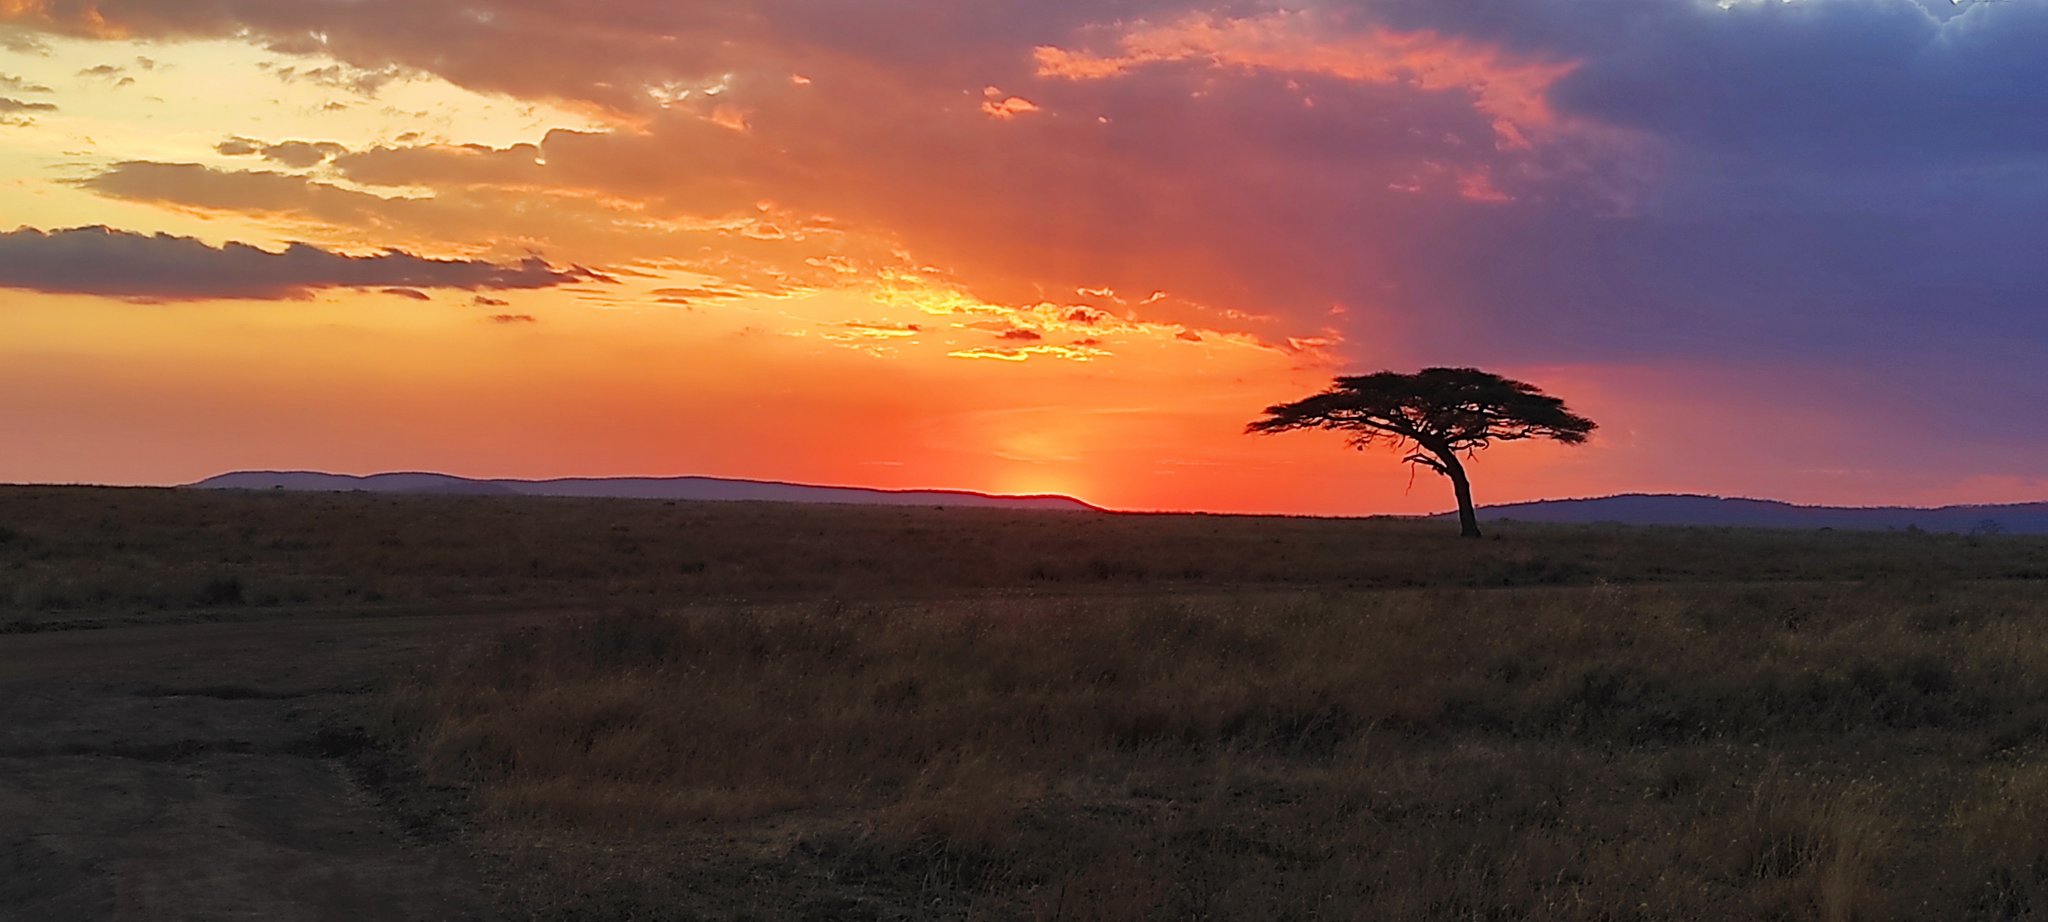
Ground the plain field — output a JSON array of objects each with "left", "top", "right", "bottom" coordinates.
[{"left": 5, "top": 486, "right": 2048, "bottom": 920}]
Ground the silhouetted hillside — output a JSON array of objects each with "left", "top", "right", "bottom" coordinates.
[
  {"left": 190, "top": 471, "right": 1099, "bottom": 512},
  {"left": 1461, "top": 493, "right": 2048, "bottom": 534}
]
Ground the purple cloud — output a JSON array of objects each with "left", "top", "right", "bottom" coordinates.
[{"left": 0, "top": 226, "right": 607, "bottom": 301}]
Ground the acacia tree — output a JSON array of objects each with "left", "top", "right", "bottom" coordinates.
[{"left": 1247, "top": 368, "right": 1596, "bottom": 538}]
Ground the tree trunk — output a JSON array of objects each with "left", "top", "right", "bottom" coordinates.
[{"left": 1441, "top": 453, "right": 1481, "bottom": 539}]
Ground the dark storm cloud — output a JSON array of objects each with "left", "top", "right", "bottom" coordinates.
[
  {"left": 1349, "top": 0, "right": 2048, "bottom": 166},
  {"left": 0, "top": 226, "right": 603, "bottom": 301},
  {"left": 1558, "top": 1, "right": 2048, "bottom": 166},
  {"left": 1295, "top": 0, "right": 2048, "bottom": 364}
]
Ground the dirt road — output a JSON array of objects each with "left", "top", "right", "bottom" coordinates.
[{"left": 0, "top": 608, "right": 567, "bottom": 921}]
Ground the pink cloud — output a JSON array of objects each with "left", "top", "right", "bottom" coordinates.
[{"left": 1034, "top": 10, "right": 1580, "bottom": 147}]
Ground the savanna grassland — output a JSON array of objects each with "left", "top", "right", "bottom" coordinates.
[{"left": 7, "top": 486, "right": 2048, "bottom": 921}]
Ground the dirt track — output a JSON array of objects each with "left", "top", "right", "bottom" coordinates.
[{"left": 0, "top": 609, "right": 566, "bottom": 921}]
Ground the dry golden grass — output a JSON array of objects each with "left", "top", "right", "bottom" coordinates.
[
  {"left": 392, "top": 579, "right": 2048, "bottom": 921},
  {"left": 6, "top": 484, "right": 2048, "bottom": 622},
  {"left": 15, "top": 486, "right": 2048, "bottom": 918}
]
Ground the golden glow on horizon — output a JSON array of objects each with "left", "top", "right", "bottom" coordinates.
[{"left": 0, "top": 282, "right": 1374, "bottom": 511}]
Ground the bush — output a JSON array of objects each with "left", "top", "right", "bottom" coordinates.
[{"left": 192, "top": 575, "right": 245, "bottom": 607}]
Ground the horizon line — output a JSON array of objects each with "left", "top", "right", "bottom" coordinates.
[{"left": 6, "top": 469, "right": 2046, "bottom": 519}]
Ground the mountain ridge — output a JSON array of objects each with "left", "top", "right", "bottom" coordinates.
[
  {"left": 187, "top": 473, "right": 2048, "bottom": 532},
  {"left": 1451, "top": 492, "right": 2048, "bottom": 534},
  {"left": 189, "top": 470, "right": 1101, "bottom": 512}
]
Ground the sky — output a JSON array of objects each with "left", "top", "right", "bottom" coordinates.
[{"left": 2, "top": 0, "right": 2046, "bottom": 515}]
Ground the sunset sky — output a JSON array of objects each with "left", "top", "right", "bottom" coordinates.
[{"left": 3, "top": 0, "right": 2046, "bottom": 514}]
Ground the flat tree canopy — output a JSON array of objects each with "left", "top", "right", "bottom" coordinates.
[{"left": 1247, "top": 368, "right": 1596, "bottom": 537}]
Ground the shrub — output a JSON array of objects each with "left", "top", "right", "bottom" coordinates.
[{"left": 192, "top": 575, "right": 245, "bottom": 607}]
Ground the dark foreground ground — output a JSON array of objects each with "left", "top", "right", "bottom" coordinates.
[
  {"left": 6, "top": 486, "right": 2048, "bottom": 920},
  {"left": 0, "top": 608, "right": 515, "bottom": 920}
]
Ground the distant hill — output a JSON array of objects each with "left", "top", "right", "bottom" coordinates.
[
  {"left": 184, "top": 476, "right": 2048, "bottom": 532},
  {"left": 1456, "top": 493, "right": 2048, "bottom": 534},
  {"left": 190, "top": 471, "right": 1100, "bottom": 512}
]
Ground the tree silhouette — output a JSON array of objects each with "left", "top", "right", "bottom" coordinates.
[{"left": 1247, "top": 368, "right": 1596, "bottom": 538}]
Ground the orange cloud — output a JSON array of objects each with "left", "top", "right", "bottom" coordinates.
[
  {"left": 0, "top": 0, "right": 119, "bottom": 37},
  {"left": 1457, "top": 169, "right": 1512, "bottom": 203},
  {"left": 980, "top": 86, "right": 1041, "bottom": 120},
  {"left": 1035, "top": 10, "right": 1578, "bottom": 146},
  {"left": 946, "top": 343, "right": 1108, "bottom": 363}
]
